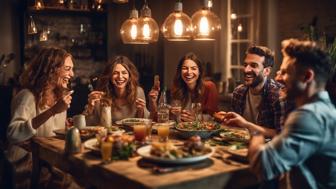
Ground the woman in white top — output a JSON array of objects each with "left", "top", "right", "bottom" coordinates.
[
  {"left": 6, "top": 46, "right": 75, "bottom": 189},
  {"left": 84, "top": 55, "right": 149, "bottom": 123},
  {"left": 7, "top": 47, "right": 74, "bottom": 144}
]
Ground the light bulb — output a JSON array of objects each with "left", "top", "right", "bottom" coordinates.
[
  {"left": 231, "top": 13, "right": 237, "bottom": 20},
  {"left": 143, "top": 23, "right": 150, "bottom": 39},
  {"left": 173, "top": 19, "right": 183, "bottom": 36},
  {"left": 199, "top": 16, "right": 209, "bottom": 36},
  {"left": 130, "top": 24, "right": 137, "bottom": 39},
  {"left": 238, "top": 24, "right": 243, "bottom": 32}
]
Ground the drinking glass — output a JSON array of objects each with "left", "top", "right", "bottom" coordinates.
[
  {"left": 171, "top": 100, "right": 182, "bottom": 123},
  {"left": 191, "top": 102, "right": 202, "bottom": 122},
  {"left": 157, "top": 105, "right": 169, "bottom": 123},
  {"left": 144, "top": 119, "right": 153, "bottom": 142},
  {"left": 157, "top": 123, "right": 170, "bottom": 142},
  {"left": 100, "top": 105, "right": 112, "bottom": 129},
  {"left": 133, "top": 124, "right": 147, "bottom": 142},
  {"left": 100, "top": 140, "right": 113, "bottom": 164}
]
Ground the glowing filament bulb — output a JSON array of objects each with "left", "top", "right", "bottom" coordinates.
[
  {"left": 143, "top": 23, "right": 150, "bottom": 39},
  {"left": 199, "top": 16, "right": 209, "bottom": 36},
  {"left": 174, "top": 19, "right": 183, "bottom": 36},
  {"left": 130, "top": 24, "right": 137, "bottom": 39},
  {"left": 238, "top": 24, "right": 243, "bottom": 32}
]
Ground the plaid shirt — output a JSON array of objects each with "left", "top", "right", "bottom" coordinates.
[{"left": 231, "top": 78, "right": 283, "bottom": 132}]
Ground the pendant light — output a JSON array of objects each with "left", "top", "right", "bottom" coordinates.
[
  {"left": 113, "top": 0, "right": 128, "bottom": 4},
  {"left": 191, "top": 0, "right": 221, "bottom": 40},
  {"left": 35, "top": 0, "right": 45, "bottom": 9},
  {"left": 138, "top": 0, "right": 159, "bottom": 43},
  {"left": 28, "top": 16, "right": 38, "bottom": 35},
  {"left": 120, "top": 8, "right": 148, "bottom": 44},
  {"left": 161, "top": 1, "right": 192, "bottom": 41}
]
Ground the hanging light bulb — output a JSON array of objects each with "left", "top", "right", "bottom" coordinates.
[
  {"left": 191, "top": 0, "right": 221, "bottom": 40},
  {"left": 237, "top": 23, "right": 243, "bottom": 32},
  {"left": 35, "top": 0, "right": 45, "bottom": 9},
  {"left": 161, "top": 1, "right": 193, "bottom": 41},
  {"left": 28, "top": 16, "right": 38, "bottom": 35},
  {"left": 113, "top": 0, "right": 128, "bottom": 4},
  {"left": 120, "top": 9, "right": 148, "bottom": 44},
  {"left": 138, "top": 0, "right": 159, "bottom": 43}
]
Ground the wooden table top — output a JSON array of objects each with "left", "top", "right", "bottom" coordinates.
[{"left": 31, "top": 136, "right": 257, "bottom": 189}]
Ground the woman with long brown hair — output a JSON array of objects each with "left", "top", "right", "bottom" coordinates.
[
  {"left": 7, "top": 46, "right": 74, "bottom": 143},
  {"left": 84, "top": 55, "right": 148, "bottom": 123},
  {"left": 149, "top": 52, "right": 218, "bottom": 122},
  {"left": 6, "top": 46, "right": 75, "bottom": 189}
]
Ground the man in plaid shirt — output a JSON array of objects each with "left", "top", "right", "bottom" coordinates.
[{"left": 218, "top": 45, "right": 284, "bottom": 138}]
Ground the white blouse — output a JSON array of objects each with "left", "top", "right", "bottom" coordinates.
[{"left": 7, "top": 89, "right": 66, "bottom": 144}]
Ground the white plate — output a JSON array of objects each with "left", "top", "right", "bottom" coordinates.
[
  {"left": 116, "top": 118, "right": 152, "bottom": 126},
  {"left": 137, "top": 145, "right": 214, "bottom": 164},
  {"left": 84, "top": 138, "right": 100, "bottom": 152}
]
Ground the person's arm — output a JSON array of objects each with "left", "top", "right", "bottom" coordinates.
[
  {"left": 202, "top": 81, "right": 219, "bottom": 115},
  {"left": 222, "top": 112, "right": 277, "bottom": 138},
  {"left": 31, "top": 92, "right": 72, "bottom": 129},
  {"left": 249, "top": 110, "right": 323, "bottom": 181},
  {"left": 7, "top": 90, "right": 70, "bottom": 144},
  {"left": 136, "top": 87, "right": 149, "bottom": 118}
]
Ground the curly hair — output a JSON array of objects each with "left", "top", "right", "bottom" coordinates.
[
  {"left": 281, "top": 38, "right": 333, "bottom": 85},
  {"left": 20, "top": 46, "right": 72, "bottom": 109},
  {"left": 95, "top": 56, "right": 139, "bottom": 108},
  {"left": 246, "top": 45, "right": 275, "bottom": 68},
  {"left": 171, "top": 52, "right": 204, "bottom": 108}
]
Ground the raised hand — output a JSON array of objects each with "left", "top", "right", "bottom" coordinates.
[
  {"left": 181, "top": 109, "right": 196, "bottom": 122},
  {"left": 222, "top": 112, "right": 249, "bottom": 128},
  {"left": 51, "top": 92, "right": 73, "bottom": 114}
]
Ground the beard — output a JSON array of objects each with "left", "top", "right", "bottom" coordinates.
[{"left": 244, "top": 72, "right": 265, "bottom": 88}]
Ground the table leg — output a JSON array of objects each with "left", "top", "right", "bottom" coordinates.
[{"left": 30, "top": 140, "right": 41, "bottom": 189}]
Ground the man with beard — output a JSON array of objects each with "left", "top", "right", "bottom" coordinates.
[
  {"left": 248, "top": 39, "right": 336, "bottom": 188},
  {"left": 217, "top": 45, "right": 283, "bottom": 138}
]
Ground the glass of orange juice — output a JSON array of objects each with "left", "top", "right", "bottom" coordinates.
[
  {"left": 100, "top": 140, "right": 113, "bottom": 164},
  {"left": 133, "top": 124, "right": 147, "bottom": 142},
  {"left": 157, "top": 123, "right": 170, "bottom": 142}
]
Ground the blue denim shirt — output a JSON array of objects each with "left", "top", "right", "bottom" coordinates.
[{"left": 251, "top": 91, "right": 336, "bottom": 189}]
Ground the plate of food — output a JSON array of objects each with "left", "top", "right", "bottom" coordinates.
[
  {"left": 116, "top": 118, "right": 152, "bottom": 126},
  {"left": 219, "top": 127, "right": 250, "bottom": 142},
  {"left": 54, "top": 126, "right": 108, "bottom": 140},
  {"left": 137, "top": 136, "right": 214, "bottom": 164},
  {"left": 84, "top": 134, "right": 136, "bottom": 160},
  {"left": 175, "top": 121, "right": 221, "bottom": 139}
]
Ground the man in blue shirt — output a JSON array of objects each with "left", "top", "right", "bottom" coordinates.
[{"left": 248, "top": 39, "right": 336, "bottom": 188}]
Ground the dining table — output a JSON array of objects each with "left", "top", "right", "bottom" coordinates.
[{"left": 30, "top": 130, "right": 258, "bottom": 189}]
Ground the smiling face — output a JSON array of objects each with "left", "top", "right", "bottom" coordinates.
[
  {"left": 56, "top": 56, "right": 74, "bottom": 89},
  {"left": 243, "top": 53, "right": 270, "bottom": 88},
  {"left": 181, "top": 59, "right": 200, "bottom": 89},
  {"left": 111, "top": 63, "right": 130, "bottom": 90},
  {"left": 278, "top": 56, "right": 306, "bottom": 100}
]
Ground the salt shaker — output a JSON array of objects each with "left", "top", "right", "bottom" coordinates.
[{"left": 64, "top": 127, "right": 81, "bottom": 155}]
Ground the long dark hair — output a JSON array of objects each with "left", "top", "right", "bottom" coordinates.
[
  {"left": 96, "top": 55, "right": 139, "bottom": 107},
  {"left": 20, "top": 46, "right": 72, "bottom": 109},
  {"left": 171, "top": 52, "right": 204, "bottom": 107}
]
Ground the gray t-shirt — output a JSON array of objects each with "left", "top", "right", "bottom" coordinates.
[
  {"left": 250, "top": 91, "right": 336, "bottom": 189},
  {"left": 243, "top": 89, "right": 262, "bottom": 124}
]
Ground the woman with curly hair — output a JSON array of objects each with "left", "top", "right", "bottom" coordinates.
[
  {"left": 149, "top": 52, "right": 218, "bottom": 122},
  {"left": 7, "top": 46, "right": 74, "bottom": 143},
  {"left": 6, "top": 46, "right": 75, "bottom": 189},
  {"left": 84, "top": 55, "right": 149, "bottom": 123}
]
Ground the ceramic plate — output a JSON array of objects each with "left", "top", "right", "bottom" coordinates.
[
  {"left": 137, "top": 145, "right": 214, "bottom": 164},
  {"left": 83, "top": 138, "right": 100, "bottom": 152}
]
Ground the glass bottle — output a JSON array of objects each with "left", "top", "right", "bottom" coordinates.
[{"left": 157, "top": 87, "right": 169, "bottom": 123}]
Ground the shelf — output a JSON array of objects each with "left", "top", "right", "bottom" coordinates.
[
  {"left": 231, "top": 39, "right": 252, "bottom": 43},
  {"left": 27, "top": 6, "right": 107, "bottom": 15}
]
